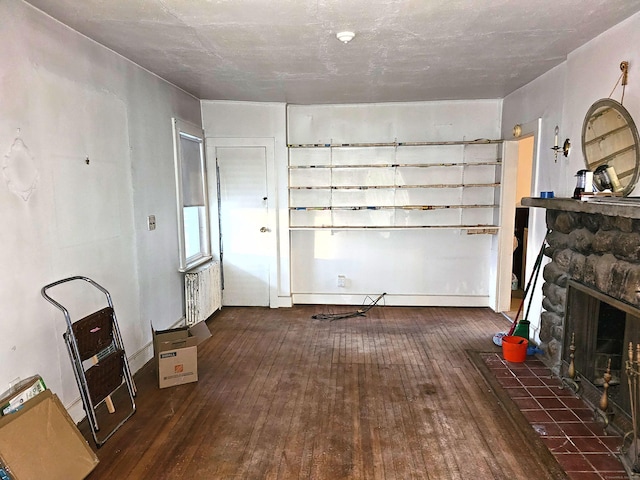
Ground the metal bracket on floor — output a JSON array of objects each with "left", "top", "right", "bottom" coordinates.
[
  {"left": 560, "top": 374, "right": 581, "bottom": 396},
  {"left": 594, "top": 407, "right": 613, "bottom": 428}
]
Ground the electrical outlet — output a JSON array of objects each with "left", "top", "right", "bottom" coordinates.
[
  {"left": 147, "top": 215, "right": 156, "bottom": 231},
  {"left": 337, "top": 275, "right": 346, "bottom": 287}
]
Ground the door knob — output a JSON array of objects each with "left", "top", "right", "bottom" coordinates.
[{"left": 260, "top": 226, "right": 269, "bottom": 233}]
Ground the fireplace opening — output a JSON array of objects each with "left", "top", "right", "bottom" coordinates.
[
  {"left": 564, "top": 280, "right": 640, "bottom": 422},
  {"left": 594, "top": 302, "right": 625, "bottom": 390}
]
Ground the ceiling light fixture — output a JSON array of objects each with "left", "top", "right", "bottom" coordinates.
[{"left": 336, "top": 31, "right": 355, "bottom": 44}]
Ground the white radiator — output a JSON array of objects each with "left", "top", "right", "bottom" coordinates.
[{"left": 185, "top": 261, "right": 222, "bottom": 326}]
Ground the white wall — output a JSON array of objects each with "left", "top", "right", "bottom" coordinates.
[
  {"left": 0, "top": 0, "right": 201, "bottom": 420},
  {"left": 290, "top": 101, "right": 503, "bottom": 306},
  {"left": 502, "top": 10, "right": 640, "bottom": 343}
]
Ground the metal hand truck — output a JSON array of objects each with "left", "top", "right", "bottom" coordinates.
[{"left": 41, "top": 276, "right": 136, "bottom": 447}]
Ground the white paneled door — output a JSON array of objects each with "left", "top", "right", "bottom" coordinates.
[{"left": 216, "top": 146, "right": 270, "bottom": 306}]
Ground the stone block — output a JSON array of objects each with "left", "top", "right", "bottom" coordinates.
[
  {"left": 553, "top": 248, "right": 574, "bottom": 270},
  {"left": 567, "top": 253, "right": 586, "bottom": 282},
  {"left": 554, "top": 212, "right": 580, "bottom": 234},
  {"left": 583, "top": 254, "right": 600, "bottom": 287},
  {"left": 591, "top": 253, "right": 617, "bottom": 295},
  {"left": 546, "top": 231, "right": 570, "bottom": 250},
  {"left": 615, "top": 216, "right": 634, "bottom": 233},
  {"left": 613, "top": 232, "right": 640, "bottom": 263},
  {"left": 581, "top": 213, "right": 602, "bottom": 233},
  {"left": 599, "top": 215, "right": 617, "bottom": 231},
  {"left": 542, "top": 296, "right": 564, "bottom": 314},
  {"left": 568, "top": 228, "right": 594, "bottom": 253},
  {"left": 613, "top": 261, "right": 640, "bottom": 307},
  {"left": 546, "top": 283, "right": 566, "bottom": 311},
  {"left": 543, "top": 338, "right": 562, "bottom": 373},
  {"left": 592, "top": 230, "right": 616, "bottom": 253},
  {"left": 543, "top": 261, "right": 568, "bottom": 286},
  {"left": 540, "top": 311, "right": 562, "bottom": 342},
  {"left": 551, "top": 325, "right": 564, "bottom": 342}
]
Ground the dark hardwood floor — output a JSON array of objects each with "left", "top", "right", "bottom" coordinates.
[{"left": 84, "top": 305, "right": 566, "bottom": 479}]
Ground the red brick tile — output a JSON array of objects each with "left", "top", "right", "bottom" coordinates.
[
  {"left": 541, "top": 436, "right": 578, "bottom": 453},
  {"left": 532, "top": 422, "right": 565, "bottom": 436},
  {"left": 541, "top": 377, "right": 564, "bottom": 388},
  {"left": 584, "top": 452, "right": 625, "bottom": 471},
  {"left": 496, "top": 376, "right": 522, "bottom": 387},
  {"left": 548, "top": 409, "right": 580, "bottom": 422},
  {"left": 599, "top": 472, "right": 631, "bottom": 480},
  {"left": 522, "top": 409, "right": 553, "bottom": 423},
  {"left": 561, "top": 423, "right": 597, "bottom": 437},
  {"left": 597, "top": 435, "right": 622, "bottom": 453},
  {"left": 555, "top": 453, "right": 595, "bottom": 472},
  {"left": 572, "top": 437, "right": 610, "bottom": 453},
  {"left": 490, "top": 368, "right": 515, "bottom": 378},
  {"left": 584, "top": 422, "right": 609, "bottom": 436},
  {"left": 555, "top": 387, "right": 580, "bottom": 398},
  {"left": 503, "top": 386, "right": 529, "bottom": 398},
  {"left": 529, "top": 366, "right": 553, "bottom": 375},
  {"left": 527, "top": 386, "right": 556, "bottom": 397},
  {"left": 572, "top": 408, "right": 596, "bottom": 421},
  {"left": 512, "top": 397, "right": 539, "bottom": 409},
  {"left": 518, "top": 376, "right": 546, "bottom": 387},
  {"left": 536, "top": 397, "right": 567, "bottom": 409},
  {"left": 509, "top": 363, "right": 531, "bottom": 371},
  {"left": 566, "top": 472, "right": 604, "bottom": 479}
]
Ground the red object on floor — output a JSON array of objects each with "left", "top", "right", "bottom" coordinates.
[{"left": 502, "top": 335, "right": 528, "bottom": 362}]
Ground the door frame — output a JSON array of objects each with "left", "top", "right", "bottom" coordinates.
[
  {"left": 205, "top": 137, "right": 278, "bottom": 307},
  {"left": 494, "top": 118, "right": 541, "bottom": 312}
]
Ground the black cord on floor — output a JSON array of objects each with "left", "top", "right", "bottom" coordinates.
[{"left": 311, "top": 293, "right": 387, "bottom": 321}]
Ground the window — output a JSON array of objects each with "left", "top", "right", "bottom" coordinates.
[{"left": 172, "top": 118, "right": 211, "bottom": 272}]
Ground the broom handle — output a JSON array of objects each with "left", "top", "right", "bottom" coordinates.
[{"left": 508, "top": 229, "right": 550, "bottom": 335}]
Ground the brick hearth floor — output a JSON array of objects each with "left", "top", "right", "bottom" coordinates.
[{"left": 481, "top": 352, "right": 629, "bottom": 480}]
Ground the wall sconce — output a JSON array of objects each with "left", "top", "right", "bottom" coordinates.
[{"left": 551, "top": 126, "right": 571, "bottom": 162}]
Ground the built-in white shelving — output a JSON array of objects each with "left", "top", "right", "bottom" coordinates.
[{"left": 288, "top": 139, "right": 503, "bottom": 232}]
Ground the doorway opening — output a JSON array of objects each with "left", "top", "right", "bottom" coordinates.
[
  {"left": 506, "top": 135, "right": 534, "bottom": 321},
  {"left": 205, "top": 138, "right": 278, "bottom": 308}
]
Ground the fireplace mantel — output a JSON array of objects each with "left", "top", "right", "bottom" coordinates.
[{"left": 522, "top": 197, "right": 640, "bottom": 219}]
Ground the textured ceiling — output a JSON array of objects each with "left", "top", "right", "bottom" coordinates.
[{"left": 24, "top": 0, "right": 640, "bottom": 104}]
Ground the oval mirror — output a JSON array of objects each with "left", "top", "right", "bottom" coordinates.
[{"left": 582, "top": 98, "right": 640, "bottom": 196}]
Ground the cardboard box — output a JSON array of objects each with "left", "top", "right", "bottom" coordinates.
[
  {"left": 0, "top": 375, "right": 47, "bottom": 416},
  {"left": 0, "top": 389, "right": 99, "bottom": 479},
  {"left": 152, "top": 321, "right": 211, "bottom": 389},
  {"left": 153, "top": 326, "right": 199, "bottom": 388}
]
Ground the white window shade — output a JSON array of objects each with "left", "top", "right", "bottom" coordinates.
[
  {"left": 179, "top": 134, "right": 206, "bottom": 207},
  {"left": 173, "top": 118, "right": 211, "bottom": 272}
]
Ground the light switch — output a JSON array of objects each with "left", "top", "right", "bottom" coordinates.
[{"left": 148, "top": 215, "right": 156, "bottom": 231}]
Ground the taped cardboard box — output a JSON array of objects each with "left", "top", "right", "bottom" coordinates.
[
  {"left": 0, "top": 389, "right": 99, "bottom": 479},
  {"left": 153, "top": 321, "right": 211, "bottom": 389}
]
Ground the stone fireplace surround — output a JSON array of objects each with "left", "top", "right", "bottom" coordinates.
[
  {"left": 522, "top": 198, "right": 640, "bottom": 394},
  {"left": 522, "top": 197, "right": 640, "bottom": 375}
]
